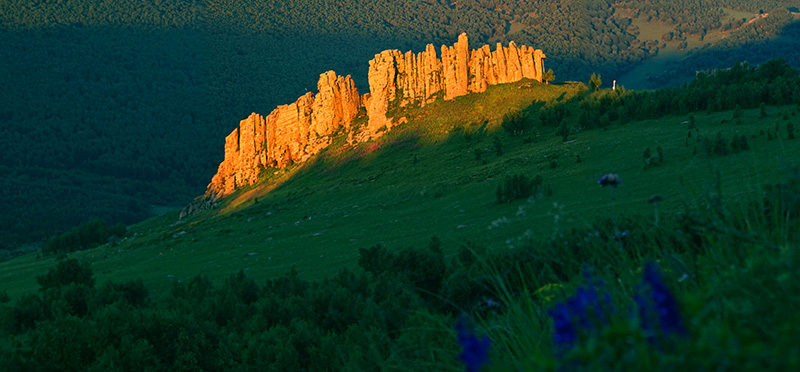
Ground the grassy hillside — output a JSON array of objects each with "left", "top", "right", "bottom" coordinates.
[
  {"left": 1, "top": 66, "right": 799, "bottom": 370},
  {"left": 2, "top": 77, "right": 798, "bottom": 299}
]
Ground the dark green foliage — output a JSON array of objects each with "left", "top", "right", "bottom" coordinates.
[
  {"left": 642, "top": 146, "right": 663, "bottom": 169},
  {"left": 589, "top": 73, "right": 602, "bottom": 91},
  {"left": 734, "top": 105, "right": 744, "bottom": 119},
  {"left": 36, "top": 259, "right": 95, "bottom": 291},
  {"left": 713, "top": 132, "right": 729, "bottom": 156},
  {"left": 539, "top": 103, "right": 569, "bottom": 128},
  {"left": 358, "top": 244, "right": 393, "bottom": 276},
  {"left": 496, "top": 174, "right": 540, "bottom": 204},
  {"left": 543, "top": 69, "right": 555, "bottom": 84},
  {"left": 762, "top": 167, "right": 800, "bottom": 221},
  {"left": 556, "top": 121, "right": 570, "bottom": 142},
  {"left": 96, "top": 279, "right": 149, "bottom": 308},
  {"left": 3, "top": 167, "right": 800, "bottom": 370},
  {"left": 474, "top": 148, "right": 485, "bottom": 164},
  {"left": 731, "top": 134, "right": 750, "bottom": 154},
  {"left": 501, "top": 110, "right": 528, "bottom": 136},
  {"left": 42, "top": 218, "right": 125, "bottom": 256},
  {"left": 788, "top": 122, "right": 796, "bottom": 139},
  {"left": 493, "top": 136, "right": 503, "bottom": 156},
  {"left": 760, "top": 102, "right": 768, "bottom": 117},
  {"left": 576, "top": 60, "right": 800, "bottom": 129},
  {"left": 10, "top": 294, "right": 46, "bottom": 334}
]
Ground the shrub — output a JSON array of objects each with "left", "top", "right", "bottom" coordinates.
[
  {"left": 496, "top": 174, "right": 541, "bottom": 203},
  {"left": 474, "top": 148, "right": 485, "bottom": 163},
  {"left": 556, "top": 122, "right": 570, "bottom": 142},
  {"left": 501, "top": 111, "right": 528, "bottom": 136},
  {"left": 589, "top": 73, "right": 602, "bottom": 91},
  {"left": 643, "top": 146, "right": 664, "bottom": 168},
  {"left": 42, "top": 218, "right": 126, "bottom": 256},
  {"left": 493, "top": 136, "right": 503, "bottom": 156},
  {"left": 36, "top": 258, "right": 95, "bottom": 291},
  {"left": 733, "top": 104, "right": 743, "bottom": 119}
]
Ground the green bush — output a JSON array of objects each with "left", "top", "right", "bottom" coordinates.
[
  {"left": 36, "top": 259, "right": 95, "bottom": 291},
  {"left": 42, "top": 218, "right": 126, "bottom": 256},
  {"left": 501, "top": 110, "right": 529, "bottom": 136},
  {"left": 496, "top": 174, "right": 542, "bottom": 203}
]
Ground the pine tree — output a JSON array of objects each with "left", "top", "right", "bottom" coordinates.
[
  {"left": 589, "top": 73, "right": 602, "bottom": 91},
  {"left": 543, "top": 69, "right": 555, "bottom": 84}
]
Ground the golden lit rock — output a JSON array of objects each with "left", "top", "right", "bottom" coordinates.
[{"left": 203, "top": 35, "right": 545, "bottom": 201}]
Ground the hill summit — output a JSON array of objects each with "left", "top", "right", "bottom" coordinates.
[{"left": 202, "top": 34, "right": 546, "bottom": 201}]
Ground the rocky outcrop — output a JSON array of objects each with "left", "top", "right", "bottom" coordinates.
[
  {"left": 362, "top": 33, "right": 546, "bottom": 137},
  {"left": 206, "top": 71, "right": 360, "bottom": 199},
  {"left": 201, "top": 34, "right": 545, "bottom": 202}
]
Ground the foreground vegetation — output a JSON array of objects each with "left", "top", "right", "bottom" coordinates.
[
  {"left": 0, "top": 168, "right": 797, "bottom": 370},
  {"left": 0, "top": 59, "right": 799, "bottom": 370}
]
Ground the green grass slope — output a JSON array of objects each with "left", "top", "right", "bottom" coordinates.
[{"left": 1, "top": 78, "right": 798, "bottom": 300}]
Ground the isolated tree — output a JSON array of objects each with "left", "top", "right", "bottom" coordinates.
[
  {"left": 589, "top": 73, "right": 602, "bottom": 91},
  {"left": 502, "top": 111, "right": 527, "bottom": 136},
  {"left": 556, "top": 122, "right": 570, "bottom": 142},
  {"left": 642, "top": 146, "right": 652, "bottom": 167},
  {"left": 543, "top": 69, "right": 555, "bottom": 84}
]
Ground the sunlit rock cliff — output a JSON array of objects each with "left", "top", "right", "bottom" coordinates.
[{"left": 198, "top": 34, "right": 545, "bottom": 206}]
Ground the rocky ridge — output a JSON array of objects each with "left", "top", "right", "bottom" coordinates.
[{"left": 198, "top": 34, "right": 545, "bottom": 207}]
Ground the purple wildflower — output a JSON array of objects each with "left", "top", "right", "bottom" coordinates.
[
  {"left": 456, "top": 315, "right": 491, "bottom": 372},
  {"left": 598, "top": 173, "right": 622, "bottom": 188},
  {"left": 635, "top": 262, "right": 686, "bottom": 339},
  {"left": 548, "top": 270, "right": 613, "bottom": 350}
]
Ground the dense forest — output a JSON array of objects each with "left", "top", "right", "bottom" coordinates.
[{"left": 1, "top": 0, "right": 798, "bottom": 250}]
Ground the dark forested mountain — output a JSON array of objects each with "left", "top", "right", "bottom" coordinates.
[{"left": 1, "top": 0, "right": 798, "bottom": 249}]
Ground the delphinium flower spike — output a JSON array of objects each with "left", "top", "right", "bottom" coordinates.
[
  {"left": 548, "top": 269, "right": 613, "bottom": 351},
  {"left": 456, "top": 315, "right": 491, "bottom": 372},
  {"left": 635, "top": 261, "right": 686, "bottom": 340}
]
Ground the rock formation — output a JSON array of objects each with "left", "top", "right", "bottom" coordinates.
[
  {"left": 200, "top": 34, "right": 545, "bottom": 202},
  {"left": 363, "top": 34, "right": 545, "bottom": 137},
  {"left": 205, "top": 71, "right": 360, "bottom": 199}
]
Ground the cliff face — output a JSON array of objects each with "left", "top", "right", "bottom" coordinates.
[
  {"left": 205, "top": 71, "right": 360, "bottom": 198},
  {"left": 364, "top": 34, "right": 545, "bottom": 138},
  {"left": 202, "top": 34, "right": 545, "bottom": 201}
]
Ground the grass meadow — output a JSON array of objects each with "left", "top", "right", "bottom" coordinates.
[
  {"left": 1, "top": 75, "right": 798, "bottom": 370},
  {"left": 1, "top": 80, "right": 797, "bottom": 300}
]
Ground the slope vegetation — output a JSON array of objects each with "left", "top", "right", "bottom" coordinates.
[{"left": 0, "top": 61, "right": 799, "bottom": 370}]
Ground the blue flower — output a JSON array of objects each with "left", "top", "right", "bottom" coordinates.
[
  {"left": 548, "top": 270, "right": 613, "bottom": 350},
  {"left": 635, "top": 262, "right": 686, "bottom": 339},
  {"left": 456, "top": 315, "right": 491, "bottom": 372},
  {"left": 598, "top": 173, "right": 622, "bottom": 188}
]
